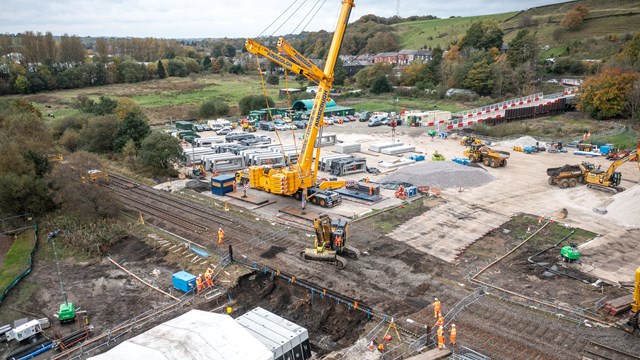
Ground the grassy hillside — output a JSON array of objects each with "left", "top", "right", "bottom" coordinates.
[{"left": 395, "top": 0, "right": 640, "bottom": 60}]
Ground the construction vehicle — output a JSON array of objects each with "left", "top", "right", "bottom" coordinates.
[
  {"left": 607, "top": 149, "right": 629, "bottom": 161},
  {"left": 241, "top": 119, "right": 257, "bottom": 132},
  {"left": 48, "top": 230, "right": 77, "bottom": 323},
  {"left": 547, "top": 164, "right": 583, "bottom": 188},
  {"left": 235, "top": 0, "right": 355, "bottom": 207},
  {"left": 629, "top": 266, "right": 640, "bottom": 333},
  {"left": 460, "top": 135, "right": 482, "bottom": 147},
  {"left": 464, "top": 144, "right": 510, "bottom": 167},
  {"left": 84, "top": 169, "right": 109, "bottom": 182},
  {"left": 582, "top": 147, "right": 638, "bottom": 194},
  {"left": 432, "top": 151, "right": 445, "bottom": 161},
  {"left": 301, "top": 215, "right": 359, "bottom": 269},
  {"left": 560, "top": 242, "right": 580, "bottom": 262}
]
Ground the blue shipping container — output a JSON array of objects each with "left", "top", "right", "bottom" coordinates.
[{"left": 172, "top": 271, "right": 196, "bottom": 293}]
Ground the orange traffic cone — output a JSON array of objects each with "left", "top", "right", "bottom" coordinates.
[{"left": 526, "top": 226, "right": 531, "bottom": 234}]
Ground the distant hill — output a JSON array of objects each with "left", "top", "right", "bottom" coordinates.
[{"left": 394, "top": 0, "right": 640, "bottom": 60}]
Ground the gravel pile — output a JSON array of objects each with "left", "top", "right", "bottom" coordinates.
[
  {"left": 381, "top": 161, "right": 495, "bottom": 189},
  {"left": 604, "top": 184, "right": 640, "bottom": 227},
  {"left": 499, "top": 136, "right": 540, "bottom": 148}
]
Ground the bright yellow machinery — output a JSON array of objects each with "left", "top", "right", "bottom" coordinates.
[
  {"left": 301, "top": 215, "right": 359, "bottom": 269},
  {"left": 236, "top": 0, "right": 355, "bottom": 207}
]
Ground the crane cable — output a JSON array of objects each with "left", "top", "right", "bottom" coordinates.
[
  {"left": 271, "top": 0, "right": 310, "bottom": 37},
  {"left": 291, "top": 0, "right": 324, "bottom": 34},
  {"left": 257, "top": 0, "right": 299, "bottom": 38},
  {"left": 283, "top": 68, "right": 300, "bottom": 159},
  {"left": 255, "top": 54, "right": 294, "bottom": 169}
]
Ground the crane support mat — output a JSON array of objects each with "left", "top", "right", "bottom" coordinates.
[
  {"left": 381, "top": 145, "right": 416, "bottom": 155},
  {"left": 335, "top": 143, "right": 361, "bottom": 154},
  {"left": 370, "top": 142, "right": 403, "bottom": 152},
  {"left": 378, "top": 158, "right": 416, "bottom": 169},
  {"left": 279, "top": 206, "right": 323, "bottom": 221},
  {"left": 226, "top": 191, "right": 269, "bottom": 205},
  {"left": 405, "top": 348, "right": 452, "bottom": 360},
  {"left": 334, "top": 188, "right": 383, "bottom": 203}
]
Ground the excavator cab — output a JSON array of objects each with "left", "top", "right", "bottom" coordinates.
[{"left": 302, "top": 215, "right": 358, "bottom": 269}]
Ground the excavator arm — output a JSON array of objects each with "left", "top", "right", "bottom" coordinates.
[
  {"left": 605, "top": 149, "right": 638, "bottom": 180},
  {"left": 633, "top": 266, "right": 640, "bottom": 313},
  {"left": 245, "top": 39, "right": 323, "bottom": 84}
]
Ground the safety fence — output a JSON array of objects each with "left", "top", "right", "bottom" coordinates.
[{"left": 0, "top": 224, "right": 38, "bottom": 305}]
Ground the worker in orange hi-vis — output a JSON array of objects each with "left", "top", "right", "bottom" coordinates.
[
  {"left": 437, "top": 326, "right": 446, "bottom": 350},
  {"left": 436, "top": 313, "right": 445, "bottom": 328},
  {"left": 218, "top": 227, "right": 225, "bottom": 245},
  {"left": 449, "top": 324, "right": 457, "bottom": 346},
  {"left": 196, "top": 274, "right": 204, "bottom": 293},
  {"left": 369, "top": 184, "right": 374, "bottom": 195},
  {"left": 204, "top": 271, "right": 213, "bottom": 288},
  {"left": 433, "top": 297, "right": 441, "bottom": 319}
]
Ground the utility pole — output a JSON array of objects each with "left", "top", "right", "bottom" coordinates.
[{"left": 396, "top": 0, "right": 400, "bottom": 17}]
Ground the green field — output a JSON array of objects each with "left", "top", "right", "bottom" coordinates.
[
  {"left": 394, "top": 12, "right": 517, "bottom": 50},
  {"left": 395, "top": 0, "right": 640, "bottom": 60},
  {"left": 0, "top": 230, "right": 36, "bottom": 298},
  {"left": 592, "top": 128, "right": 640, "bottom": 149}
]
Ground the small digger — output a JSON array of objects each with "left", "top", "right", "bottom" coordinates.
[{"left": 301, "top": 215, "right": 360, "bottom": 269}]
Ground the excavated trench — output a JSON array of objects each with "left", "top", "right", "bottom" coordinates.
[{"left": 229, "top": 271, "right": 370, "bottom": 355}]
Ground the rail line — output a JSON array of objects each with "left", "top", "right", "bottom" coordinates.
[
  {"left": 108, "top": 174, "right": 237, "bottom": 227},
  {"left": 583, "top": 341, "right": 640, "bottom": 360}
]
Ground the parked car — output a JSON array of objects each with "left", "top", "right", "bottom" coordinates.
[
  {"left": 225, "top": 133, "right": 255, "bottom": 142},
  {"left": 357, "top": 111, "right": 371, "bottom": 121},
  {"left": 240, "top": 136, "right": 272, "bottom": 146},
  {"left": 194, "top": 125, "right": 204, "bottom": 132},
  {"left": 275, "top": 124, "right": 288, "bottom": 131},
  {"left": 324, "top": 118, "right": 335, "bottom": 125},
  {"left": 216, "top": 128, "right": 233, "bottom": 136},
  {"left": 387, "top": 118, "right": 403, "bottom": 126},
  {"left": 260, "top": 122, "right": 275, "bottom": 131},
  {"left": 368, "top": 118, "right": 383, "bottom": 127},
  {"left": 292, "top": 121, "right": 307, "bottom": 129},
  {"left": 201, "top": 124, "right": 211, "bottom": 131},
  {"left": 345, "top": 115, "right": 357, "bottom": 122}
]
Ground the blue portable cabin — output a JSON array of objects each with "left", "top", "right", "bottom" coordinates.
[{"left": 211, "top": 174, "right": 236, "bottom": 196}]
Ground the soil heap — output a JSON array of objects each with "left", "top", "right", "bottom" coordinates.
[
  {"left": 604, "top": 184, "right": 640, "bottom": 227},
  {"left": 381, "top": 161, "right": 495, "bottom": 189}
]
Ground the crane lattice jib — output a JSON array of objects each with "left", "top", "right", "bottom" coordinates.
[
  {"left": 298, "top": 0, "right": 354, "bottom": 179},
  {"left": 245, "top": 39, "right": 323, "bottom": 84}
]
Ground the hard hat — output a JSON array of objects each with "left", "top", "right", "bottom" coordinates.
[
  {"left": 452, "top": 324, "right": 456, "bottom": 327},
  {"left": 439, "top": 325, "right": 443, "bottom": 329},
  {"left": 199, "top": 273, "right": 203, "bottom": 276},
  {"left": 434, "top": 297, "right": 438, "bottom": 301}
]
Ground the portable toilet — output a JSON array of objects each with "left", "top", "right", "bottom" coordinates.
[
  {"left": 172, "top": 271, "right": 196, "bottom": 293},
  {"left": 211, "top": 174, "right": 236, "bottom": 196},
  {"left": 406, "top": 186, "right": 418, "bottom": 197}
]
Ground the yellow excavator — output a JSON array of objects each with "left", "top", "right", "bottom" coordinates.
[
  {"left": 582, "top": 146, "right": 638, "bottom": 194},
  {"left": 301, "top": 215, "right": 360, "bottom": 269},
  {"left": 235, "top": 0, "right": 355, "bottom": 207}
]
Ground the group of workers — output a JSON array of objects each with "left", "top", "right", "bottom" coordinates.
[
  {"left": 433, "top": 297, "right": 457, "bottom": 350},
  {"left": 195, "top": 268, "right": 215, "bottom": 293}
]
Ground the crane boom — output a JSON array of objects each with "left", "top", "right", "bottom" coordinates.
[
  {"left": 239, "top": 0, "right": 355, "bottom": 207},
  {"left": 245, "top": 38, "right": 323, "bottom": 84}
]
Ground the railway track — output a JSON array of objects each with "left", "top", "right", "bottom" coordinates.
[
  {"left": 109, "top": 174, "right": 237, "bottom": 227},
  {"left": 583, "top": 341, "right": 640, "bottom": 360}
]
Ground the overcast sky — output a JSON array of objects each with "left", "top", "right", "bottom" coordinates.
[{"left": 0, "top": 0, "right": 568, "bottom": 38}]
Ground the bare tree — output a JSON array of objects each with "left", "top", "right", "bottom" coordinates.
[
  {"left": 626, "top": 78, "right": 640, "bottom": 120},
  {"left": 519, "top": 14, "right": 535, "bottom": 28}
]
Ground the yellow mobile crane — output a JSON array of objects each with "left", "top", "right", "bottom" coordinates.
[
  {"left": 236, "top": 0, "right": 355, "bottom": 207},
  {"left": 629, "top": 266, "right": 640, "bottom": 333}
]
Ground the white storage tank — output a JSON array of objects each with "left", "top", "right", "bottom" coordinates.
[{"left": 236, "top": 307, "right": 311, "bottom": 360}]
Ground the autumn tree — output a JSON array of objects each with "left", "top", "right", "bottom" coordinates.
[
  {"left": 138, "top": 132, "right": 184, "bottom": 176},
  {"left": 113, "top": 112, "right": 151, "bottom": 150},
  {"left": 95, "top": 38, "right": 109, "bottom": 63},
  {"left": 578, "top": 69, "right": 639, "bottom": 119},
  {"left": 461, "top": 22, "right": 504, "bottom": 50},
  {"left": 157, "top": 60, "right": 167, "bottom": 79},
  {"left": 560, "top": 5, "right": 589, "bottom": 30},
  {"left": 364, "top": 32, "right": 399, "bottom": 54},
  {"left": 50, "top": 152, "right": 121, "bottom": 219},
  {"left": 59, "top": 34, "right": 85, "bottom": 67},
  {"left": 463, "top": 60, "right": 494, "bottom": 95},
  {"left": 615, "top": 32, "right": 640, "bottom": 70},
  {"left": 79, "top": 115, "right": 120, "bottom": 153},
  {"left": 507, "top": 29, "right": 538, "bottom": 68},
  {"left": 355, "top": 62, "right": 393, "bottom": 89},
  {"left": 399, "top": 61, "right": 426, "bottom": 86}
]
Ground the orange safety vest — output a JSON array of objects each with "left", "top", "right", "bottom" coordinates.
[{"left": 450, "top": 328, "right": 457, "bottom": 342}]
